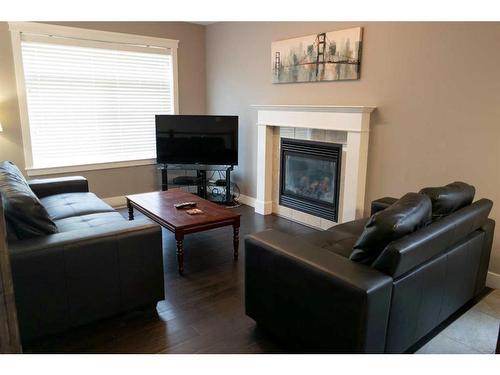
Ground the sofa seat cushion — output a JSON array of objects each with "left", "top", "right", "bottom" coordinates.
[
  {"left": 327, "top": 217, "right": 369, "bottom": 236},
  {"left": 54, "top": 212, "right": 126, "bottom": 232},
  {"left": 302, "top": 218, "right": 369, "bottom": 258},
  {"left": 0, "top": 161, "right": 57, "bottom": 240},
  {"left": 41, "top": 192, "right": 115, "bottom": 221}
]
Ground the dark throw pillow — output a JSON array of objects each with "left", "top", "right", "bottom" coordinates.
[
  {"left": 350, "top": 192, "right": 432, "bottom": 265},
  {"left": 0, "top": 161, "right": 57, "bottom": 240},
  {"left": 419, "top": 181, "right": 475, "bottom": 220}
]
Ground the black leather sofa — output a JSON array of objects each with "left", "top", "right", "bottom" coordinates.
[
  {"left": 1, "top": 169, "right": 164, "bottom": 342},
  {"left": 245, "top": 186, "right": 495, "bottom": 353}
]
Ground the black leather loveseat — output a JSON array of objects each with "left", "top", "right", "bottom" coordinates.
[
  {"left": 0, "top": 161, "right": 164, "bottom": 342},
  {"left": 245, "top": 182, "right": 494, "bottom": 353}
]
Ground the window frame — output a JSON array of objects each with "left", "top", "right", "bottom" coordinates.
[{"left": 9, "top": 22, "right": 179, "bottom": 176}]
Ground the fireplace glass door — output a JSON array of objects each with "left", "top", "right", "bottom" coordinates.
[
  {"left": 283, "top": 154, "right": 336, "bottom": 204},
  {"left": 280, "top": 138, "right": 342, "bottom": 221}
]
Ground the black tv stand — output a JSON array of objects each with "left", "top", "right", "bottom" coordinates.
[{"left": 160, "top": 164, "right": 235, "bottom": 205}]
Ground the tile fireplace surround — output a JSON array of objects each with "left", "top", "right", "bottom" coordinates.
[{"left": 253, "top": 105, "right": 376, "bottom": 229}]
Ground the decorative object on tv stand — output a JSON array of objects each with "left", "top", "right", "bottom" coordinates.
[{"left": 272, "top": 27, "right": 363, "bottom": 84}]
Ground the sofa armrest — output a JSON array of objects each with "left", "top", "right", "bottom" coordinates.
[
  {"left": 28, "top": 176, "right": 89, "bottom": 198},
  {"left": 245, "top": 229, "right": 393, "bottom": 353},
  {"left": 9, "top": 220, "right": 164, "bottom": 340},
  {"left": 371, "top": 196, "right": 398, "bottom": 215},
  {"left": 475, "top": 218, "right": 495, "bottom": 295}
]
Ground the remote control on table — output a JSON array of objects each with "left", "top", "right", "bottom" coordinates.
[{"left": 174, "top": 201, "right": 198, "bottom": 209}]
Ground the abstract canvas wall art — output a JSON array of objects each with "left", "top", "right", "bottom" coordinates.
[{"left": 272, "top": 27, "right": 363, "bottom": 83}]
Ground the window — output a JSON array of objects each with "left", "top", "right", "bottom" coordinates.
[{"left": 9, "top": 23, "right": 179, "bottom": 175}]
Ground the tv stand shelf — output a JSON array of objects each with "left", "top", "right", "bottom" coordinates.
[{"left": 159, "top": 164, "right": 234, "bottom": 205}]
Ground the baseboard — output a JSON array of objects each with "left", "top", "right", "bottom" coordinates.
[
  {"left": 237, "top": 194, "right": 256, "bottom": 208},
  {"left": 486, "top": 271, "right": 500, "bottom": 289},
  {"left": 254, "top": 199, "right": 273, "bottom": 215},
  {"left": 103, "top": 195, "right": 127, "bottom": 209}
]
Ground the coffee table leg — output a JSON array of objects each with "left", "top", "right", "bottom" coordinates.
[
  {"left": 233, "top": 224, "right": 239, "bottom": 260},
  {"left": 175, "top": 234, "right": 184, "bottom": 275},
  {"left": 127, "top": 199, "right": 134, "bottom": 221}
]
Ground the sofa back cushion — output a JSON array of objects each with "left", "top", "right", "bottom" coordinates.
[
  {"left": 372, "top": 198, "right": 492, "bottom": 278},
  {"left": 0, "top": 161, "right": 57, "bottom": 240},
  {"left": 350, "top": 193, "right": 432, "bottom": 265},
  {"left": 419, "top": 181, "right": 475, "bottom": 220}
]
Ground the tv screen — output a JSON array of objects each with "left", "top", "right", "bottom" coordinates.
[{"left": 155, "top": 115, "right": 238, "bottom": 165}]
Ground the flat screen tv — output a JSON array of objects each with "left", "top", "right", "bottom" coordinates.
[{"left": 155, "top": 115, "right": 238, "bottom": 165}]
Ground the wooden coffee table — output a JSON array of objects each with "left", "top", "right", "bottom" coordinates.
[{"left": 126, "top": 190, "right": 240, "bottom": 274}]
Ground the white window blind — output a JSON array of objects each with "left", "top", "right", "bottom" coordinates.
[{"left": 21, "top": 38, "right": 174, "bottom": 169}]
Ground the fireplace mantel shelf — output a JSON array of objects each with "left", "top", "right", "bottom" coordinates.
[
  {"left": 254, "top": 104, "right": 375, "bottom": 133},
  {"left": 252, "top": 104, "right": 376, "bottom": 113}
]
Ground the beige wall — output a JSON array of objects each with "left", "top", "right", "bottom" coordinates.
[
  {"left": 0, "top": 21, "right": 206, "bottom": 198},
  {"left": 205, "top": 22, "right": 500, "bottom": 274}
]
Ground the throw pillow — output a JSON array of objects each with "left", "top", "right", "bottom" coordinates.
[
  {"left": 0, "top": 161, "right": 57, "bottom": 240},
  {"left": 419, "top": 181, "right": 475, "bottom": 220},
  {"left": 350, "top": 192, "right": 432, "bottom": 265}
]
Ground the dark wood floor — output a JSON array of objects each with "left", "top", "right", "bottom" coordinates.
[{"left": 23, "top": 205, "right": 317, "bottom": 354}]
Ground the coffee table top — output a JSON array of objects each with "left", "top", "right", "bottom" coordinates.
[{"left": 126, "top": 190, "right": 240, "bottom": 231}]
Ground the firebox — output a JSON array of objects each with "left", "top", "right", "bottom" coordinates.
[{"left": 279, "top": 138, "right": 342, "bottom": 222}]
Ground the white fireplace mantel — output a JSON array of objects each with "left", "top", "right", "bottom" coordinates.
[
  {"left": 253, "top": 104, "right": 376, "bottom": 225},
  {"left": 253, "top": 104, "right": 376, "bottom": 113}
]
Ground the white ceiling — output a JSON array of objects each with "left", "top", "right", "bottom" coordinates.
[{"left": 189, "top": 22, "right": 217, "bottom": 26}]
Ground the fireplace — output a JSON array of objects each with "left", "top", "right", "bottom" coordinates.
[{"left": 279, "top": 138, "right": 342, "bottom": 222}]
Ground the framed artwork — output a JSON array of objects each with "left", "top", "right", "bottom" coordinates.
[{"left": 272, "top": 27, "right": 363, "bottom": 83}]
